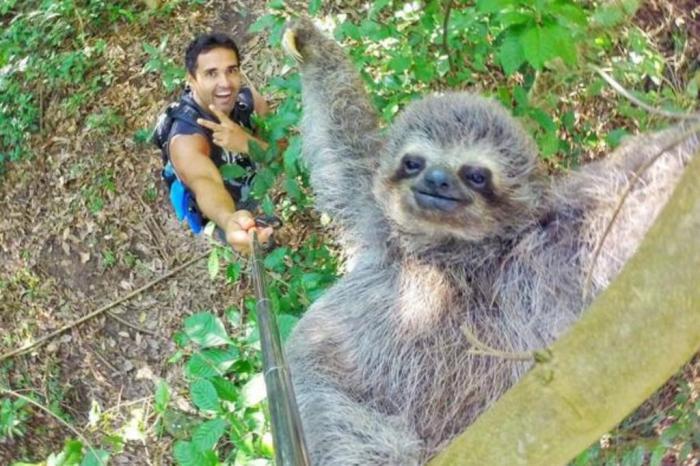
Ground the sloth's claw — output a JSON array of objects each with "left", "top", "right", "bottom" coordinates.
[{"left": 282, "top": 28, "right": 303, "bottom": 63}]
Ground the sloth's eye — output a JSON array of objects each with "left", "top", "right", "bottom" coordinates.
[
  {"left": 468, "top": 171, "right": 486, "bottom": 186},
  {"left": 460, "top": 166, "right": 491, "bottom": 189},
  {"left": 401, "top": 154, "right": 425, "bottom": 176}
]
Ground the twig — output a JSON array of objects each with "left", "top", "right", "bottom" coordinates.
[
  {"left": 582, "top": 123, "right": 700, "bottom": 298},
  {"left": 0, "top": 386, "right": 106, "bottom": 465},
  {"left": 442, "top": 0, "right": 455, "bottom": 75},
  {"left": 106, "top": 310, "right": 157, "bottom": 336},
  {"left": 0, "top": 250, "right": 211, "bottom": 363},
  {"left": 591, "top": 65, "right": 700, "bottom": 121},
  {"left": 461, "top": 324, "right": 534, "bottom": 362},
  {"left": 102, "top": 395, "right": 153, "bottom": 414}
]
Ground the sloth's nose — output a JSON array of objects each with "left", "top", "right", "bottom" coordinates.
[{"left": 424, "top": 168, "right": 453, "bottom": 192}]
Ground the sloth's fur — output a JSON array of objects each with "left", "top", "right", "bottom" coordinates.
[{"left": 284, "top": 19, "right": 700, "bottom": 465}]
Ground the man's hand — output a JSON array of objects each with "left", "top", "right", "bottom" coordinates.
[
  {"left": 224, "top": 210, "right": 273, "bottom": 254},
  {"left": 197, "top": 105, "right": 251, "bottom": 153}
]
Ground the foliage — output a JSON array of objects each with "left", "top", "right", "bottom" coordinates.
[
  {"left": 0, "top": 396, "right": 28, "bottom": 439},
  {"left": 168, "top": 232, "right": 338, "bottom": 464},
  {"left": 572, "top": 372, "right": 700, "bottom": 466}
]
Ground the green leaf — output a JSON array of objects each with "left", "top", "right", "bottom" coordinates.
[
  {"left": 186, "top": 347, "right": 240, "bottom": 378},
  {"left": 476, "top": 0, "right": 514, "bottom": 14},
  {"left": 248, "top": 14, "right": 277, "bottom": 34},
  {"left": 498, "top": 33, "right": 526, "bottom": 76},
  {"left": 592, "top": 5, "right": 625, "bottom": 27},
  {"left": 284, "top": 176, "right": 303, "bottom": 202},
  {"left": 521, "top": 24, "right": 555, "bottom": 69},
  {"left": 283, "top": 136, "right": 302, "bottom": 177},
  {"left": 208, "top": 249, "right": 219, "bottom": 280},
  {"left": 388, "top": 55, "right": 411, "bottom": 74},
  {"left": 219, "top": 163, "right": 248, "bottom": 180},
  {"left": 80, "top": 449, "right": 110, "bottom": 466},
  {"left": 184, "top": 313, "right": 230, "bottom": 348},
  {"left": 211, "top": 376, "right": 239, "bottom": 402},
  {"left": 173, "top": 441, "right": 204, "bottom": 466},
  {"left": 190, "top": 379, "right": 220, "bottom": 412},
  {"left": 264, "top": 247, "right": 289, "bottom": 272},
  {"left": 369, "top": 0, "right": 391, "bottom": 18},
  {"left": 621, "top": 446, "right": 646, "bottom": 466},
  {"left": 499, "top": 11, "right": 532, "bottom": 29},
  {"left": 308, "top": 0, "right": 322, "bottom": 14},
  {"left": 649, "top": 445, "right": 666, "bottom": 466},
  {"left": 413, "top": 56, "right": 436, "bottom": 83},
  {"left": 251, "top": 167, "right": 275, "bottom": 199},
  {"left": 192, "top": 418, "right": 228, "bottom": 452},
  {"left": 606, "top": 128, "right": 629, "bottom": 149},
  {"left": 226, "top": 262, "right": 241, "bottom": 282},
  {"left": 154, "top": 379, "right": 170, "bottom": 414}
]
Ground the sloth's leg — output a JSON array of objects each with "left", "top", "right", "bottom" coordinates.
[{"left": 292, "top": 372, "right": 423, "bottom": 466}]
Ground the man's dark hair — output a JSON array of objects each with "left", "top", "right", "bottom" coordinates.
[{"left": 185, "top": 33, "right": 240, "bottom": 75}]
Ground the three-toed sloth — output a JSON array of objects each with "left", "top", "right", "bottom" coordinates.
[{"left": 282, "top": 18, "right": 699, "bottom": 465}]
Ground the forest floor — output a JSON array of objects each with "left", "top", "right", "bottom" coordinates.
[
  {"left": 0, "top": 1, "right": 294, "bottom": 463},
  {"left": 0, "top": 0, "right": 699, "bottom": 465}
]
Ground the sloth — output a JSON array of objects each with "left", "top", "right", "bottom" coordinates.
[{"left": 281, "top": 18, "right": 699, "bottom": 465}]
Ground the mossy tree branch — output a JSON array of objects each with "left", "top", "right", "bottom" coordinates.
[{"left": 429, "top": 151, "right": 700, "bottom": 466}]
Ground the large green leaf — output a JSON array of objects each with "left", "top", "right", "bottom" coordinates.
[
  {"left": 184, "top": 313, "right": 230, "bottom": 348},
  {"left": 219, "top": 163, "right": 248, "bottom": 181},
  {"left": 190, "top": 379, "right": 220, "bottom": 412},
  {"left": 520, "top": 22, "right": 577, "bottom": 69},
  {"left": 186, "top": 348, "right": 240, "bottom": 378},
  {"left": 173, "top": 441, "right": 219, "bottom": 466},
  {"left": 192, "top": 418, "right": 228, "bottom": 452},
  {"left": 498, "top": 33, "right": 526, "bottom": 75}
]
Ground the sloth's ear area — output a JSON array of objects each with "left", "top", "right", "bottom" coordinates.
[{"left": 282, "top": 17, "right": 322, "bottom": 62}]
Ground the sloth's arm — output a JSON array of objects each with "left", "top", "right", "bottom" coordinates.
[
  {"left": 551, "top": 125, "right": 699, "bottom": 292},
  {"left": 289, "top": 370, "right": 422, "bottom": 466},
  {"left": 285, "top": 19, "right": 385, "bottom": 246},
  {"left": 285, "top": 300, "right": 423, "bottom": 465}
]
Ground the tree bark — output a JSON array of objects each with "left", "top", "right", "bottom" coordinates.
[{"left": 429, "top": 151, "right": 700, "bottom": 466}]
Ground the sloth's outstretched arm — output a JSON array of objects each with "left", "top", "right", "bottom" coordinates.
[
  {"left": 552, "top": 124, "right": 700, "bottom": 291},
  {"left": 284, "top": 19, "right": 386, "bottom": 247}
]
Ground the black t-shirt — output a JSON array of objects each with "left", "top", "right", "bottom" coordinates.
[{"left": 168, "top": 88, "right": 257, "bottom": 210}]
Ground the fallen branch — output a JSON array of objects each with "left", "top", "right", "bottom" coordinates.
[{"left": 0, "top": 250, "right": 211, "bottom": 363}]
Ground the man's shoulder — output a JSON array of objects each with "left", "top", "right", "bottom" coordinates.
[{"left": 169, "top": 93, "right": 210, "bottom": 139}]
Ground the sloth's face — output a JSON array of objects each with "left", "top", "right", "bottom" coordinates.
[
  {"left": 374, "top": 93, "right": 544, "bottom": 242},
  {"left": 374, "top": 138, "right": 542, "bottom": 242}
]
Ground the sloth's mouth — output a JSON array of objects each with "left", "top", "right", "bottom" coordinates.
[{"left": 413, "top": 190, "right": 466, "bottom": 212}]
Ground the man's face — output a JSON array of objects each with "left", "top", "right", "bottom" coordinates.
[{"left": 188, "top": 47, "right": 242, "bottom": 115}]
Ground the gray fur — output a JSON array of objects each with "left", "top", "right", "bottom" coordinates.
[{"left": 285, "top": 18, "right": 700, "bottom": 465}]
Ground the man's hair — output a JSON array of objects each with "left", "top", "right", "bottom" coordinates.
[{"left": 185, "top": 33, "right": 240, "bottom": 75}]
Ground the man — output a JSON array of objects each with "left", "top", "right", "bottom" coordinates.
[{"left": 161, "top": 33, "right": 272, "bottom": 253}]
